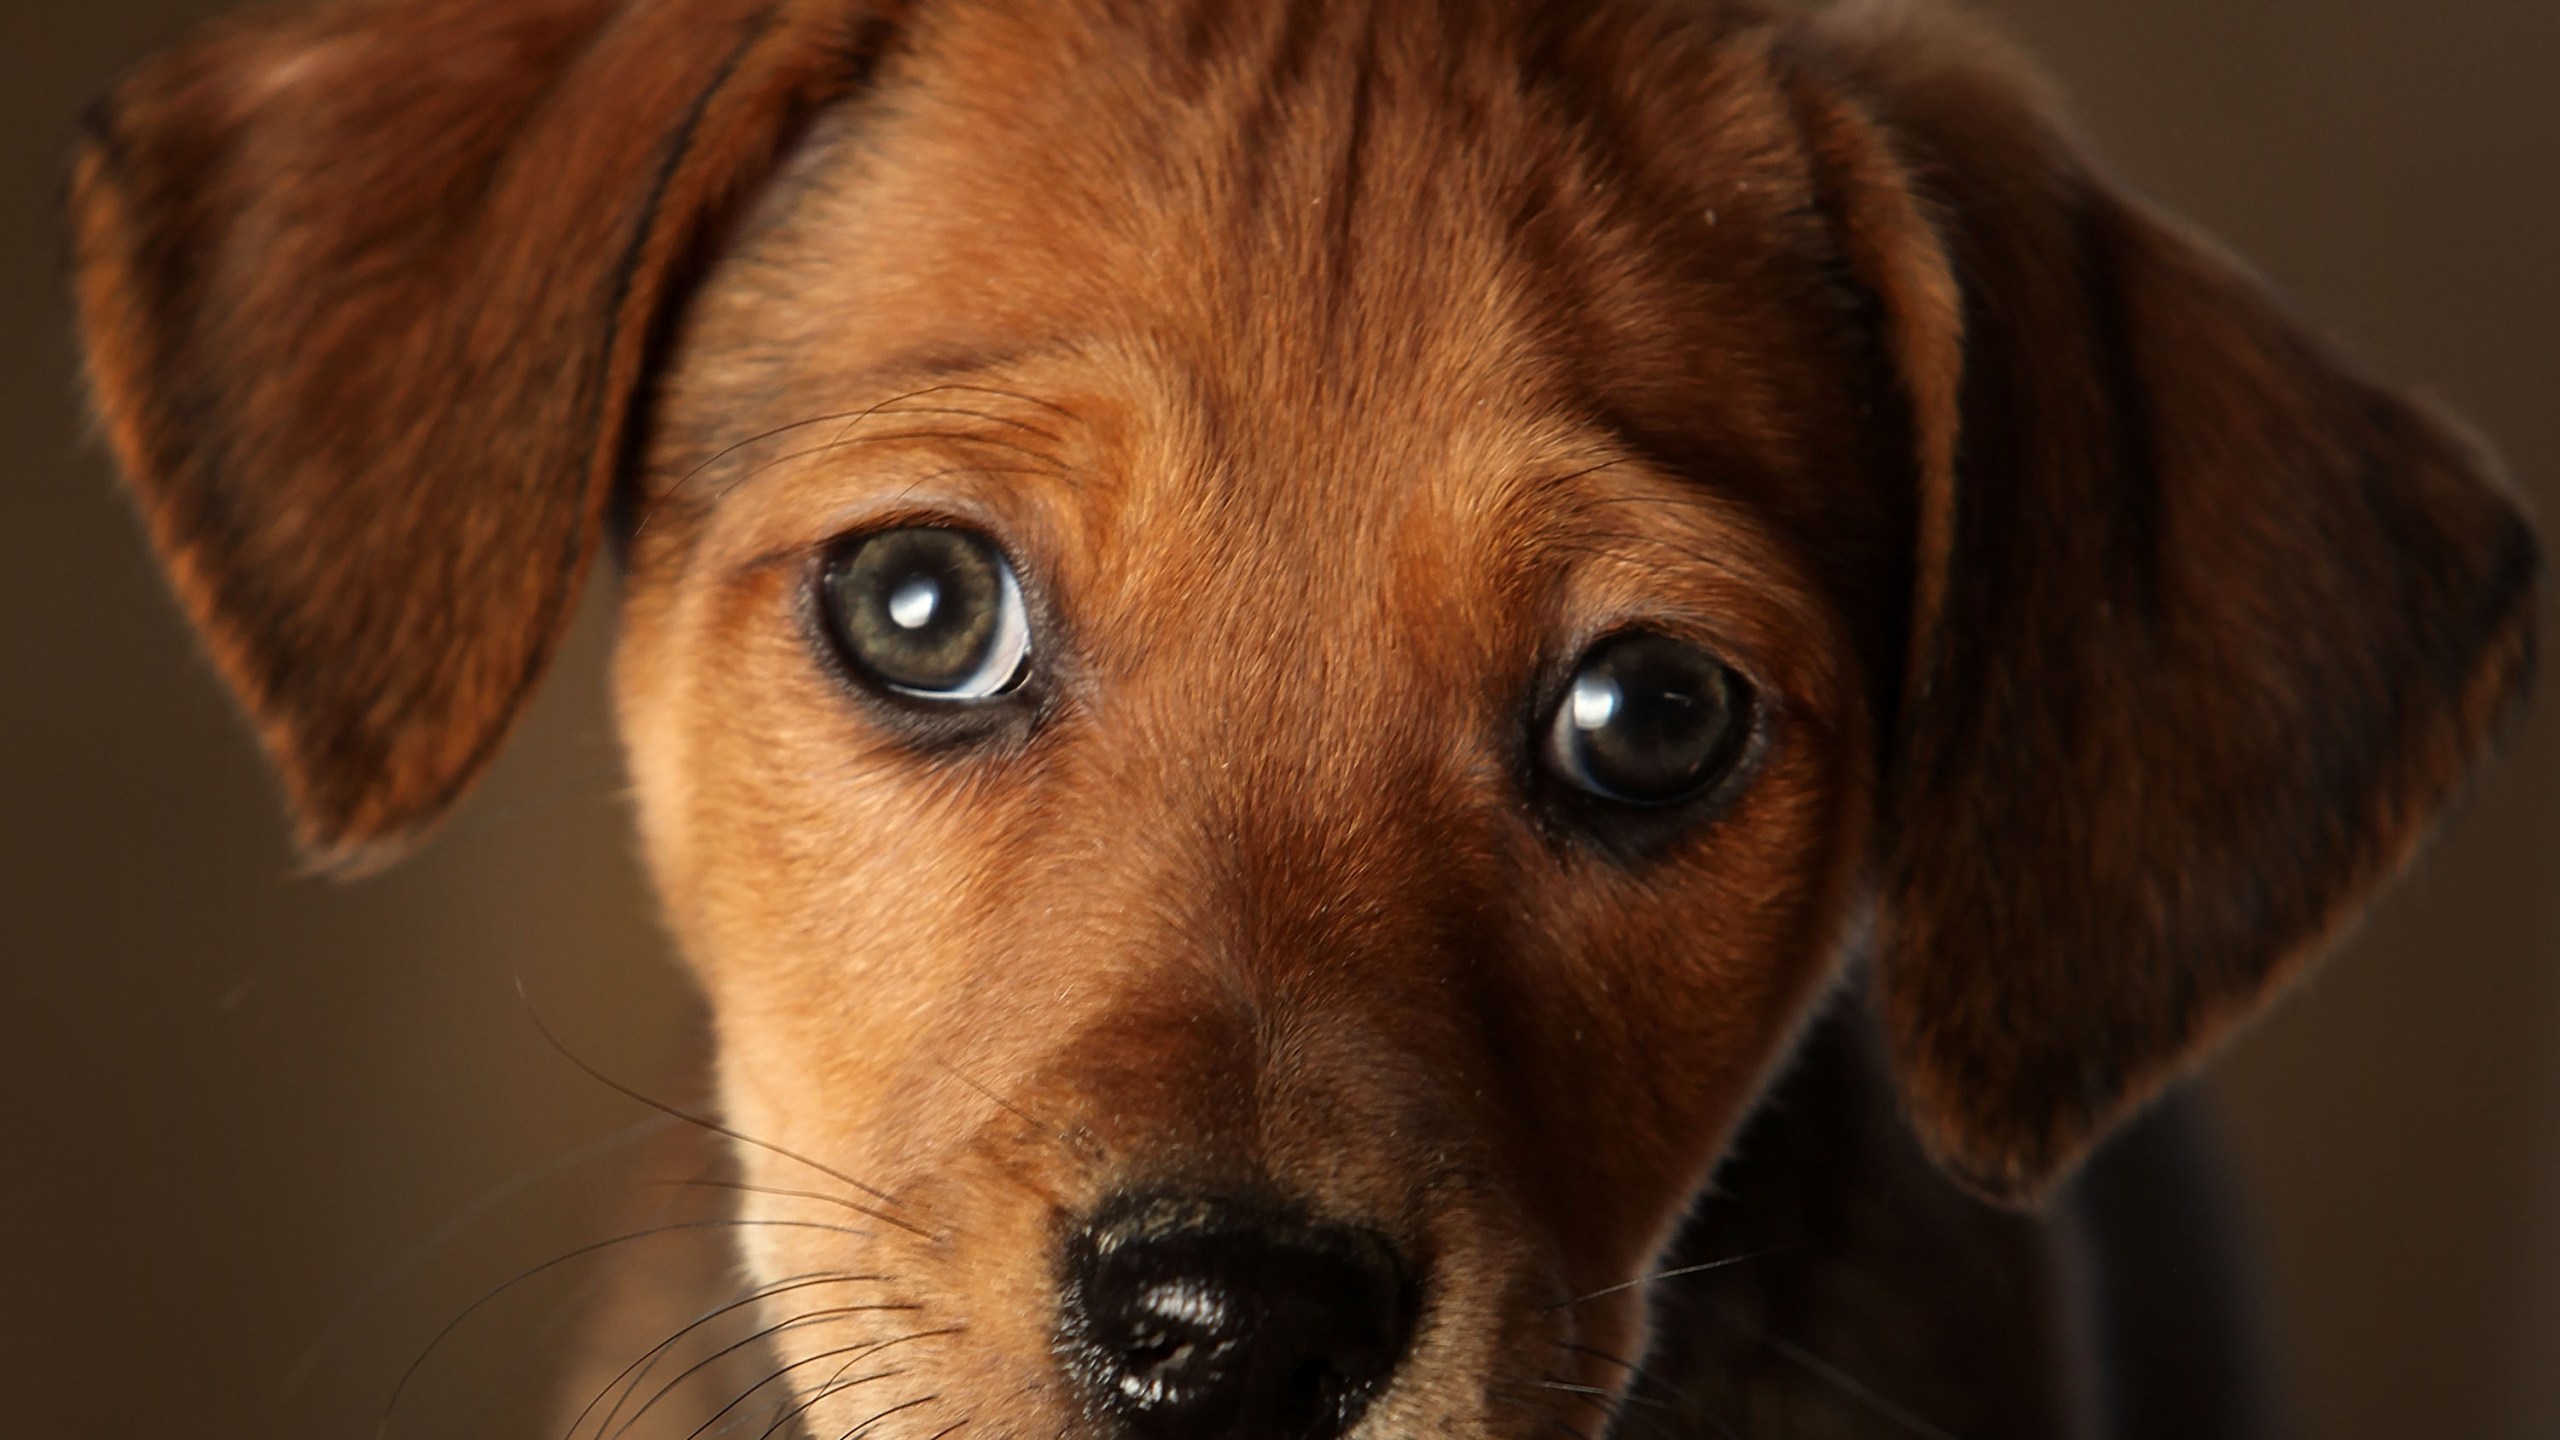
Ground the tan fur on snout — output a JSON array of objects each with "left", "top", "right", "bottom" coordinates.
[{"left": 73, "top": 0, "right": 2537, "bottom": 1434}]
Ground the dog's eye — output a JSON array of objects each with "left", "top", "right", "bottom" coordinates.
[
  {"left": 1546, "top": 633, "right": 1751, "bottom": 806},
  {"left": 820, "top": 527, "right": 1031, "bottom": 700}
]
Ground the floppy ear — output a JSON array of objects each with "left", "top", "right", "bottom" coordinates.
[
  {"left": 1789, "top": 3, "right": 2540, "bottom": 1201},
  {"left": 70, "top": 0, "right": 896, "bottom": 872}
]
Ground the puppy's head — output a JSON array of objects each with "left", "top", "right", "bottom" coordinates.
[{"left": 74, "top": 1, "right": 2536, "bottom": 1437}]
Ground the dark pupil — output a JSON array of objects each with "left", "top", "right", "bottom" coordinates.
[
  {"left": 1563, "top": 634, "right": 1744, "bottom": 803},
  {"left": 830, "top": 529, "right": 1001, "bottom": 691}
]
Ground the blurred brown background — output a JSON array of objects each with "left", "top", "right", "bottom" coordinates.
[{"left": 4, "top": 1, "right": 2554, "bottom": 1436}]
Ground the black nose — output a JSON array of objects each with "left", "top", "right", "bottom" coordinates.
[{"left": 1059, "top": 1195, "right": 1415, "bottom": 1440}]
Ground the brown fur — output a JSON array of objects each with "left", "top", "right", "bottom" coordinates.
[
  {"left": 72, "top": 0, "right": 902, "bottom": 865},
  {"left": 71, "top": 0, "right": 2537, "bottom": 1436}
]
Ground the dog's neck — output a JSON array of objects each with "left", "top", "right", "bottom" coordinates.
[{"left": 1632, "top": 1001, "right": 2276, "bottom": 1440}]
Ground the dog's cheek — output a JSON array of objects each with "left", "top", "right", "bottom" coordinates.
[
  {"left": 611, "top": 560, "right": 710, "bottom": 929},
  {"left": 1511, "top": 725, "right": 1871, "bottom": 1294},
  {"left": 618, "top": 563, "right": 982, "bottom": 1099}
]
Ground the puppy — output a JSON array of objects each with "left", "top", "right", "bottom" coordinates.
[{"left": 71, "top": 1, "right": 2538, "bottom": 1437}]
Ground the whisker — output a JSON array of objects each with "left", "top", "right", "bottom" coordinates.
[
  {"left": 866, "top": 402, "right": 1063, "bottom": 444},
  {"left": 768, "top": 1325, "right": 968, "bottom": 1440},
  {"left": 836, "top": 1393, "right": 939, "bottom": 1440},
  {"left": 929, "top": 380, "right": 1077, "bottom": 420},
  {"left": 1635, "top": 1380, "right": 1740, "bottom": 1440},
  {"left": 569, "top": 1273, "right": 889, "bottom": 1440},
  {"left": 282, "top": 1114, "right": 672, "bottom": 1406},
  {"left": 1758, "top": 1332, "right": 1962, "bottom": 1440},
  {"left": 652, "top": 1177, "right": 910, "bottom": 1222},
  {"left": 1553, "top": 1340, "right": 1641, "bottom": 1373},
  {"left": 1538, "top": 1375, "right": 1677, "bottom": 1415},
  {"left": 1533, "top": 1376, "right": 1635, "bottom": 1440},
  {"left": 675, "top": 1327, "right": 958, "bottom": 1440},
  {"left": 1542, "top": 456, "right": 1643, "bottom": 491},
  {"left": 377, "top": 1218, "right": 876, "bottom": 1438},
  {"left": 789, "top": 382, "right": 1059, "bottom": 477},
  {"left": 849, "top": 430, "right": 1063, "bottom": 475},
  {"left": 1544, "top": 1249, "right": 1780, "bottom": 1311},
  {"left": 752, "top": 1367, "right": 905, "bottom": 1440},
  {"left": 517, "top": 984, "right": 934, "bottom": 1238},
  {"left": 612, "top": 1306, "right": 923, "bottom": 1439},
  {"left": 668, "top": 1347, "right": 896, "bottom": 1440},
  {"left": 689, "top": 1389, "right": 833, "bottom": 1440},
  {"left": 642, "top": 410, "right": 880, "bottom": 535},
  {"left": 1545, "top": 1340, "right": 1734, "bottom": 1440}
]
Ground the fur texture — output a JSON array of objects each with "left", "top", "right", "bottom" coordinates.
[{"left": 72, "top": 0, "right": 2537, "bottom": 1436}]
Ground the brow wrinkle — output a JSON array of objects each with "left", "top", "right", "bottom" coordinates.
[
  {"left": 641, "top": 374, "right": 1082, "bottom": 533},
  {"left": 703, "top": 428, "right": 1072, "bottom": 513}
]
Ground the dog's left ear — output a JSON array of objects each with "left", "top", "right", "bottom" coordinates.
[
  {"left": 1787, "top": 3, "right": 2540, "bottom": 1201},
  {"left": 70, "top": 0, "right": 894, "bottom": 872}
]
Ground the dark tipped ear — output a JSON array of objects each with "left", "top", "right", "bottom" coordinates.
[
  {"left": 71, "top": 0, "right": 895, "bottom": 872},
  {"left": 1789, "top": 2, "right": 2540, "bottom": 1201}
]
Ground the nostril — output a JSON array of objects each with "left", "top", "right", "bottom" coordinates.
[{"left": 1060, "top": 1195, "right": 1415, "bottom": 1440}]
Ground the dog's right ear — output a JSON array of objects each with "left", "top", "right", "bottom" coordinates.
[
  {"left": 71, "top": 0, "right": 897, "bottom": 872},
  {"left": 1785, "top": 2, "right": 2538, "bottom": 1202}
]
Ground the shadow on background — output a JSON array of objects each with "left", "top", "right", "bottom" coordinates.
[{"left": 3, "top": 1, "right": 2554, "bottom": 1436}]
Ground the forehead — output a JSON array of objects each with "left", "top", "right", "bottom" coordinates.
[
  {"left": 653, "top": 0, "right": 1904, "bottom": 685},
  {"left": 692, "top": 2, "right": 1872, "bottom": 437}
]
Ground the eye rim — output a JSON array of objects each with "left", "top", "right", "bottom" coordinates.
[
  {"left": 1537, "top": 627, "right": 1764, "bottom": 814},
  {"left": 809, "top": 521, "right": 1046, "bottom": 721}
]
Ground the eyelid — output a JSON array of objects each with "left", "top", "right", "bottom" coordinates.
[{"left": 717, "top": 473, "right": 1044, "bottom": 581}]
